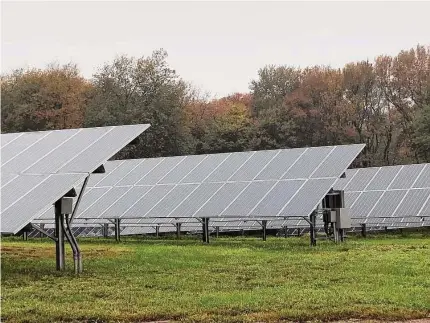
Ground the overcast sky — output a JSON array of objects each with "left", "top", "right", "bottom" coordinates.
[{"left": 1, "top": 1, "right": 429, "bottom": 97}]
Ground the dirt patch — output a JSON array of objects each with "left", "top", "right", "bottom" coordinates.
[
  {"left": 1, "top": 246, "right": 54, "bottom": 259},
  {"left": 1, "top": 245, "right": 129, "bottom": 260},
  {"left": 136, "top": 320, "right": 430, "bottom": 323},
  {"left": 329, "top": 320, "right": 430, "bottom": 323}
]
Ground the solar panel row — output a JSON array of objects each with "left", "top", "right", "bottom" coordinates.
[
  {"left": 35, "top": 144, "right": 364, "bottom": 223},
  {"left": 333, "top": 163, "right": 430, "bottom": 222},
  {"left": 34, "top": 162, "right": 429, "bottom": 237}
]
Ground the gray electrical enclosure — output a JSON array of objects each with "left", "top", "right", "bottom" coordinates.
[
  {"left": 60, "top": 197, "right": 73, "bottom": 214},
  {"left": 336, "top": 208, "right": 351, "bottom": 229},
  {"left": 328, "top": 210, "right": 337, "bottom": 222}
]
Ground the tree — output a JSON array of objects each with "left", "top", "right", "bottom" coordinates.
[
  {"left": 250, "top": 65, "right": 301, "bottom": 117},
  {"left": 1, "top": 63, "right": 91, "bottom": 132},
  {"left": 374, "top": 45, "right": 430, "bottom": 164},
  {"left": 249, "top": 66, "right": 302, "bottom": 149},
  {"left": 342, "top": 61, "right": 394, "bottom": 166},
  {"left": 288, "top": 66, "right": 353, "bottom": 147},
  {"left": 413, "top": 104, "right": 430, "bottom": 162},
  {"left": 85, "top": 49, "right": 195, "bottom": 158},
  {"left": 186, "top": 93, "right": 256, "bottom": 153}
]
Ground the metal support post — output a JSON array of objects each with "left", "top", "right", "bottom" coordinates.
[
  {"left": 284, "top": 226, "right": 288, "bottom": 238},
  {"left": 215, "top": 226, "right": 219, "bottom": 238},
  {"left": 202, "top": 219, "right": 206, "bottom": 243},
  {"left": 155, "top": 225, "right": 160, "bottom": 238},
  {"left": 39, "top": 224, "right": 45, "bottom": 238},
  {"left": 297, "top": 228, "right": 301, "bottom": 237},
  {"left": 333, "top": 222, "right": 339, "bottom": 243},
  {"left": 22, "top": 231, "right": 28, "bottom": 241},
  {"left": 262, "top": 220, "right": 267, "bottom": 241},
  {"left": 202, "top": 218, "right": 210, "bottom": 243},
  {"left": 361, "top": 223, "right": 366, "bottom": 238},
  {"left": 176, "top": 222, "right": 182, "bottom": 239},
  {"left": 63, "top": 214, "right": 82, "bottom": 274},
  {"left": 103, "top": 223, "right": 109, "bottom": 238},
  {"left": 310, "top": 211, "right": 317, "bottom": 246},
  {"left": 241, "top": 229, "right": 245, "bottom": 237},
  {"left": 55, "top": 200, "right": 66, "bottom": 271},
  {"left": 114, "top": 218, "right": 121, "bottom": 242}
]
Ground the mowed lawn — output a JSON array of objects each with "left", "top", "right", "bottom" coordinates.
[{"left": 1, "top": 233, "right": 430, "bottom": 323}]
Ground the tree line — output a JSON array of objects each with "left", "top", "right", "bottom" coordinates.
[{"left": 1, "top": 45, "right": 429, "bottom": 166}]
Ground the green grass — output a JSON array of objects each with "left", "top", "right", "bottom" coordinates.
[{"left": 1, "top": 233, "right": 430, "bottom": 322}]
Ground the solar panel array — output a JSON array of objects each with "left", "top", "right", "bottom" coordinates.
[
  {"left": 76, "top": 163, "right": 429, "bottom": 236},
  {"left": 332, "top": 163, "right": 430, "bottom": 227},
  {"left": 1, "top": 124, "right": 150, "bottom": 234},
  {"left": 35, "top": 144, "right": 364, "bottom": 225}
]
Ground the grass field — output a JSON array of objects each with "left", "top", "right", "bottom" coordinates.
[{"left": 1, "top": 232, "right": 430, "bottom": 323}]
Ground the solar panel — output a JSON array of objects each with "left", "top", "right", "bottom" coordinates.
[
  {"left": 1, "top": 173, "right": 86, "bottom": 233},
  {"left": 41, "top": 144, "right": 363, "bottom": 224},
  {"left": 1, "top": 124, "right": 149, "bottom": 174},
  {"left": 1, "top": 124, "right": 150, "bottom": 234},
  {"left": 333, "top": 163, "right": 430, "bottom": 227}
]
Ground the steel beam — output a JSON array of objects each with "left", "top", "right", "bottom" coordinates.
[
  {"left": 39, "top": 224, "right": 45, "bottom": 238},
  {"left": 310, "top": 211, "right": 317, "bottom": 246},
  {"left": 70, "top": 175, "right": 89, "bottom": 223},
  {"left": 202, "top": 218, "right": 210, "bottom": 243},
  {"left": 114, "top": 218, "right": 121, "bottom": 242},
  {"left": 176, "top": 223, "right": 182, "bottom": 239},
  {"left": 55, "top": 200, "right": 66, "bottom": 271},
  {"left": 103, "top": 223, "right": 109, "bottom": 238},
  {"left": 31, "top": 223, "right": 56, "bottom": 241},
  {"left": 262, "top": 220, "right": 267, "bottom": 241}
]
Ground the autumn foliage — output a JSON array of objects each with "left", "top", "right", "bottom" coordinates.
[{"left": 1, "top": 45, "right": 429, "bottom": 166}]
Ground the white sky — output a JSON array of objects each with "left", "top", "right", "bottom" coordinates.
[{"left": 1, "top": 1, "right": 429, "bottom": 97}]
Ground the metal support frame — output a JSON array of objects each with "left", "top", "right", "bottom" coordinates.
[
  {"left": 360, "top": 223, "right": 367, "bottom": 237},
  {"left": 241, "top": 229, "right": 245, "bottom": 237},
  {"left": 39, "top": 224, "right": 45, "bottom": 238},
  {"left": 22, "top": 231, "right": 28, "bottom": 241},
  {"left": 114, "top": 218, "right": 121, "bottom": 242},
  {"left": 261, "top": 220, "right": 267, "bottom": 241},
  {"left": 297, "top": 228, "right": 301, "bottom": 237},
  {"left": 309, "top": 211, "right": 317, "bottom": 246},
  {"left": 284, "top": 226, "right": 288, "bottom": 238},
  {"left": 339, "top": 228, "right": 345, "bottom": 242},
  {"left": 202, "top": 218, "right": 210, "bottom": 243},
  {"left": 31, "top": 223, "right": 56, "bottom": 241},
  {"left": 215, "top": 226, "right": 220, "bottom": 238},
  {"left": 155, "top": 225, "right": 160, "bottom": 238},
  {"left": 176, "top": 222, "right": 182, "bottom": 238},
  {"left": 55, "top": 200, "right": 66, "bottom": 271},
  {"left": 103, "top": 223, "right": 109, "bottom": 238},
  {"left": 70, "top": 175, "right": 89, "bottom": 223}
]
